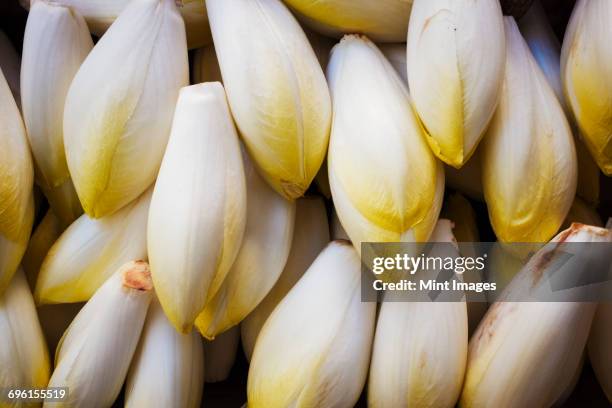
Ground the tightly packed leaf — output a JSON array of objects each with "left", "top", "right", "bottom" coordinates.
[
  {"left": 327, "top": 35, "right": 444, "bottom": 251},
  {"left": 206, "top": 0, "right": 332, "bottom": 200},
  {"left": 482, "top": 17, "right": 576, "bottom": 244},
  {"left": 406, "top": 0, "right": 506, "bottom": 168},
  {"left": 63, "top": 0, "right": 188, "bottom": 218}
]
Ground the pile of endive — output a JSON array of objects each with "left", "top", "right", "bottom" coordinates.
[{"left": 0, "top": 0, "right": 611, "bottom": 406}]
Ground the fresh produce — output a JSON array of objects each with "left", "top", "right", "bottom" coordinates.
[
  {"left": 63, "top": 0, "right": 188, "bottom": 218},
  {"left": 247, "top": 242, "right": 376, "bottom": 408},
  {"left": 241, "top": 197, "right": 329, "bottom": 361},
  {"left": 327, "top": 34, "right": 444, "bottom": 251},
  {"left": 21, "top": 0, "right": 90, "bottom": 224},
  {"left": 481, "top": 17, "right": 576, "bottom": 244},
  {"left": 195, "top": 150, "right": 294, "bottom": 339},
  {"left": 282, "top": 0, "right": 412, "bottom": 42},
  {"left": 206, "top": 0, "right": 331, "bottom": 200},
  {"left": 46, "top": 261, "right": 153, "bottom": 407},
  {"left": 406, "top": 0, "right": 506, "bottom": 168},
  {"left": 0, "top": 66, "right": 34, "bottom": 296},
  {"left": 461, "top": 224, "right": 611, "bottom": 407},
  {"left": 0, "top": 270, "right": 50, "bottom": 395},
  {"left": 35, "top": 188, "right": 151, "bottom": 304},
  {"left": 562, "top": 0, "right": 612, "bottom": 176},
  {"left": 0, "top": 1, "right": 611, "bottom": 406},
  {"left": 126, "top": 297, "right": 204, "bottom": 408},
  {"left": 148, "top": 83, "right": 246, "bottom": 334},
  {"left": 369, "top": 220, "right": 468, "bottom": 408}
]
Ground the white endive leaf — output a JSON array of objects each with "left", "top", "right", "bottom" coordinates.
[
  {"left": 283, "top": 0, "right": 412, "bottom": 42},
  {"left": 63, "top": 0, "right": 189, "bottom": 218},
  {"left": 148, "top": 83, "right": 246, "bottom": 334},
  {"left": 206, "top": 0, "right": 331, "bottom": 200},
  {"left": 247, "top": 241, "right": 376, "bottom": 408},
  {"left": 21, "top": 1, "right": 92, "bottom": 209},
  {"left": 22, "top": 209, "right": 63, "bottom": 288},
  {"left": 241, "top": 197, "right": 329, "bottom": 361},
  {"left": 47, "top": 261, "right": 153, "bottom": 408},
  {"left": 519, "top": 1, "right": 600, "bottom": 206},
  {"left": 406, "top": 0, "right": 506, "bottom": 168},
  {"left": 193, "top": 44, "right": 222, "bottom": 84},
  {"left": 588, "top": 217, "right": 612, "bottom": 402},
  {"left": 561, "top": 0, "right": 612, "bottom": 176},
  {"left": 196, "top": 150, "right": 295, "bottom": 339},
  {"left": 0, "top": 30, "right": 21, "bottom": 106},
  {"left": 482, "top": 17, "right": 576, "bottom": 243},
  {"left": 0, "top": 67, "right": 34, "bottom": 295},
  {"left": 203, "top": 325, "right": 240, "bottom": 383},
  {"left": 35, "top": 188, "right": 151, "bottom": 304},
  {"left": 126, "top": 298, "right": 204, "bottom": 408},
  {"left": 28, "top": 0, "right": 211, "bottom": 49},
  {"left": 378, "top": 42, "right": 407, "bottom": 85},
  {"left": 590, "top": 302, "right": 612, "bottom": 402},
  {"left": 461, "top": 224, "right": 611, "bottom": 407},
  {"left": 368, "top": 220, "right": 468, "bottom": 408},
  {"left": 0, "top": 270, "right": 50, "bottom": 393},
  {"left": 327, "top": 35, "right": 444, "bottom": 252}
]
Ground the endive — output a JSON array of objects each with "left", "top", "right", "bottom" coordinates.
[
  {"left": 561, "top": 0, "right": 612, "bottom": 175},
  {"left": 193, "top": 44, "right": 222, "bottom": 84},
  {"left": 148, "top": 83, "right": 246, "bottom": 334},
  {"left": 203, "top": 325, "right": 240, "bottom": 383},
  {"left": 369, "top": 220, "right": 468, "bottom": 408},
  {"left": 21, "top": 0, "right": 211, "bottom": 49},
  {"left": 0, "top": 30, "right": 21, "bottom": 105},
  {"left": 0, "top": 67, "right": 34, "bottom": 295},
  {"left": 63, "top": 0, "right": 189, "bottom": 218},
  {"left": 125, "top": 298, "right": 204, "bottom": 408},
  {"left": 247, "top": 242, "right": 376, "bottom": 408},
  {"left": 22, "top": 209, "right": 63, "bottom": 288},
  {"left": 195, "top": 150, "right": 294, "bottom": 339},
  {"left": 327, "top": 35, "right": 444, "bottom": 251},
  {"left": 21, "top": 0, "right": 91, "bottom": 225},
  {"left": 519, "top": 0, "right": 600, "bottom": 205},
  {"left": 206, "top": 0, "right": 331, "bottom": 200},
  {"left": 588, "top": 218, "right": 612, "bottom": 402},
  {"left": 0, "top": 270, "right": 50, "bottom": 395},
  {"left": 482, "top": 17, "right": 576, "bottom": 244},
  {"left": 35, "top": 188, "right": 151, "bottom": 304},
  {"left": 282, "top": 0, "right": 412, "bottom": 42},
  {"left": 46, "top": 261, "right": 153, "bottom": 408},
  {"left": 241, "top": 197, "right": 329, "bottom": 360},
  {"left": 406, "top": 0, "right": 506, "bottom": 168},
  {"left": 460, "top": 224, "right": 611, "bottom": 407}
]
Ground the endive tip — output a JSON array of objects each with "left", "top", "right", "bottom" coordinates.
[
  {"left": 558, "top": 223, "right": 611, "bottom": 240},
  {"left": 120, "top": 261, "right": 153, "bottom": 291},
  {"left": 332, "top": 239, "right": 352, "bottom": 247}
]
